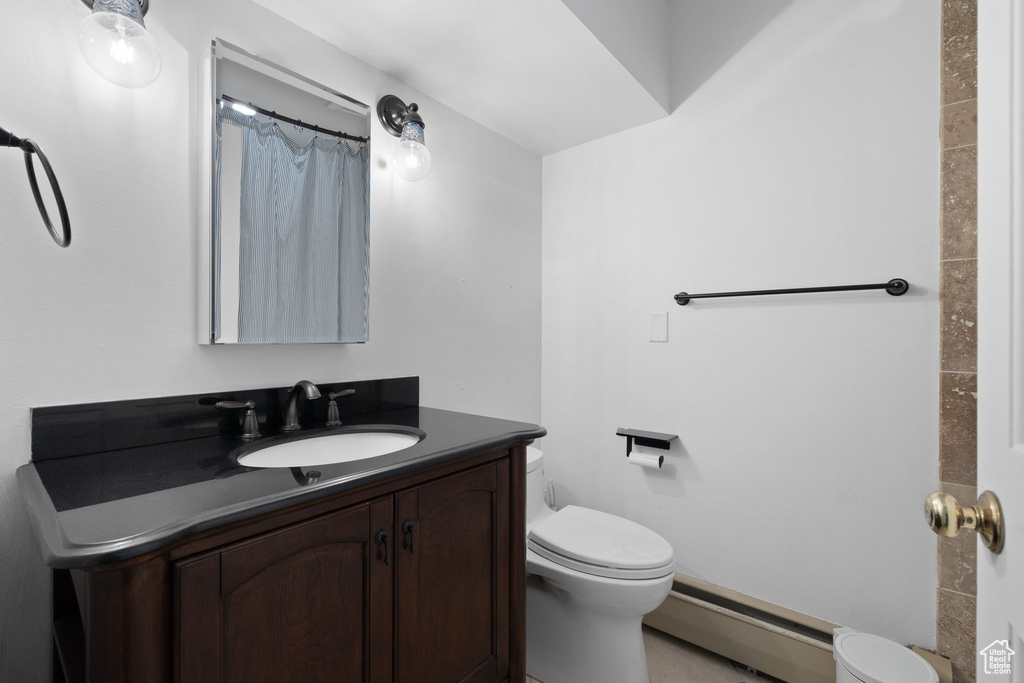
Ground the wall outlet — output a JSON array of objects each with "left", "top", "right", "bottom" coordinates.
[{"left": 649, "top": 312, "right": 668, "bottom": 342}]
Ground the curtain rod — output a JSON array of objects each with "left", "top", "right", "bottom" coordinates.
[{"left": 220, "top": 94, "right": 369, "bottom": 143}]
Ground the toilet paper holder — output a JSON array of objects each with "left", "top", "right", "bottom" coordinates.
[{"left": 616, "top": 428, "right": 677, "bottom": 457}]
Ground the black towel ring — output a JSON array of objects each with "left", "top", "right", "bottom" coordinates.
[{"left": 1, "top": 125, "right": 71, "bottom": 248}]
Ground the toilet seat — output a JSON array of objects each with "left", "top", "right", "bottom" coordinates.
[
  {"left": 528, "top": 505, "right": 675, "bottom": 580},
  {"left": 833, "top": 630, "right": 938, "bottom": 683}
]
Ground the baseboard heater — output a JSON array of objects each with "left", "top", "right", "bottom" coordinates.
[{"left": 643, "top": 573, "right": 838, "bottom": 683}]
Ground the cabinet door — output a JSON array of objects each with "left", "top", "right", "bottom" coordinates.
[
  {"left": 176, "top": 498, "right": 394, "bottom": 683},
  {"left": 395, "top": 460, "right": 510, "bottom": 683}
]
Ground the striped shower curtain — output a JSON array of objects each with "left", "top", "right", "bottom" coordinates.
[{"left": 218, "top": 108, "right": 369, "bottom": 343}]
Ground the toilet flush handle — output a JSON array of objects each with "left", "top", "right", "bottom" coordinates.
[{"left": 924, "top": 490, "right": 1004, "bottom": 553}]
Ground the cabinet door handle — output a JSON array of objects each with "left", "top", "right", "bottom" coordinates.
[
  {"left": 401, "top": 520, "right": 415, "bottom": 553},
  {"left": 374, "top": 529, "right": 390, "bottom": 566}
]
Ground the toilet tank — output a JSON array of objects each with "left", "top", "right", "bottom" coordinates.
[{"left": 526, "top": 447, "right": 552, "bottom": 528}]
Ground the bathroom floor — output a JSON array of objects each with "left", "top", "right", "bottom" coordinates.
[{"left": 526, "top": 626, "right": 771, "bottom": 683}]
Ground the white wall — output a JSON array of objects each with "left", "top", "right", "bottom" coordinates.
[
  {"left": 669, "top": 0, "right": 794, "bottom": 110},
  {"left": 0, "top": 0, "right": 541, "bottom": 678},
  {"left": 542, "top": 0, "right": 939, "bottom": 648},
  {"left": 559, "top": 0, "right": 671, "bottom": 111}
]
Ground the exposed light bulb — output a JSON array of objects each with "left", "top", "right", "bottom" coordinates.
[
  {"left": 78, "top": 0, "right": 161, "bottom": 89},
  {"left": 108, "top": 30, "right": 135, "bottom": 64},
  {"left": 392, "top": 122, "right": 432, "bottom": 182}
]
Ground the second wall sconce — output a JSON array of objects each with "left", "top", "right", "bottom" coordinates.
[
  {"left": 78, "top": 0, "right": 162, "bottom": 88},
  {"left": 377, "top": 95, "right": 432, "bottom": 182}
]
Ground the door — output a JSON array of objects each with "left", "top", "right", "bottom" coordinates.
[
  {"left": 175, "top": 499, "right": 394, "bottom": 683},
  {"left": 978, "top": 1, "right": 1024, "bottom": 679},
  {"left": 395, "top": 461, "right": 510, "bottom": 683}
]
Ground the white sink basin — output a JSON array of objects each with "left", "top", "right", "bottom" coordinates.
[{"left": 237, "top": 429, "right": 421, "bottom": 468}]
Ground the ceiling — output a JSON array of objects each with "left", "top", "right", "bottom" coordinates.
[{"left": 251, "top": 0, "right": 672, "bottom": 155}]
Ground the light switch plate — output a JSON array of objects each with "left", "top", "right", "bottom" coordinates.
[{"left": 649, "top": 312, "right": 668, "bottom": 342}]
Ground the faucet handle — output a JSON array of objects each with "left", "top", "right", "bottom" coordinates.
[
  {"left": 215, "top": 400, "right": 261, "bottom": 441},
  {"left": 215, "top": 400, "right": 254, "bottom": 411},
  {"left": 329, "top": 389, "right": 357, "bottom": 400},
  {"left": 325, "top": 389, "right": 356, "bottom": 427}
]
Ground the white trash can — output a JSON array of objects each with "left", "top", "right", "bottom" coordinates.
[{"left": 834, "top": 628, "right": 939, "bottom": 683}]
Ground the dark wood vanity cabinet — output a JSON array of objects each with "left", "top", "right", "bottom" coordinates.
[
  {"left": 54, "top": 447, "right": 525, "bottom": 683},
  {"left": 176, "top": 499, "right": 394, "bottom": 682},
  {"left": 395, "top": 461, "right": 510, "bottom": 682}
]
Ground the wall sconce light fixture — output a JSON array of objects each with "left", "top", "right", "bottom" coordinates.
[
  {"left": 377, "top": 95, "right": 432, "bottom": 182},
  {"left": 78, "top": 0, "right": 162, "bottom": 89}
]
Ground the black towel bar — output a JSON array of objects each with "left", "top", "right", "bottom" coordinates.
[{"left": 674, "top": 278, "right": 908, "bottom": 306}]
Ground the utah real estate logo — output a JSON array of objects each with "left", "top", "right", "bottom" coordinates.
[{"left": 980, "top": 640, "right": 1015, "bottom": 676}]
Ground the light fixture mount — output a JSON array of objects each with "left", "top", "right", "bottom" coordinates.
[
  {"left": 80, "top": 0, "right": 150, "bottom": 15},
  {"left": 376, "top": 95, "right": 424, "bottom": 137},
  {"left": 377, "top": 94, "right": 431, "bottom": 181}
]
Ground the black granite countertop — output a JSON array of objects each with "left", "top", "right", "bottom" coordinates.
[{"left": 17, "top": 400, "right": 544, "bottom": 569}]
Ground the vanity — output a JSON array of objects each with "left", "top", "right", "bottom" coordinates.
[
  {"left": 11, "top": 34, "right": 548, "bottom": 683},
  {"left": 17, "top": 377, "right": 544, "bottom": 683}
]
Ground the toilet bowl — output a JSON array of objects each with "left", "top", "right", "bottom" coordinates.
[{"left": 525, "top": 447, "right": 675, "bottom": 683}]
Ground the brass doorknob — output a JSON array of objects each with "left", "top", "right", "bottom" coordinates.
[{"left": 925, "top": 490, "right": 1004, "bottom": 554}]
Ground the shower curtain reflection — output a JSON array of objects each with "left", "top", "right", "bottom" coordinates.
[{"left": 216, "top": 107, "right": 369, "bottom": 344}]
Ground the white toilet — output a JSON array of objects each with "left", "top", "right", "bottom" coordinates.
[
  {"left": 833, "top": 628, "right": 939, "bottom": 683},
  {"left": 525, "top": 447, "right": 676, "bottom": 683}
]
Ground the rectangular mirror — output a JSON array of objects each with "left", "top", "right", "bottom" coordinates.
[{"left": 202, "top": 39, "right": 370, "bottom": 344}]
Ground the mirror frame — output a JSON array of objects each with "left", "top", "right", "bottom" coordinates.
[{"left": 197, "top": 38, "right": 371, "bottom": 345}]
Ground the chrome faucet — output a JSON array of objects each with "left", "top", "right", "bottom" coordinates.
[{"left": 281, "top": 380, "right": 322, "bottom": 432}]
